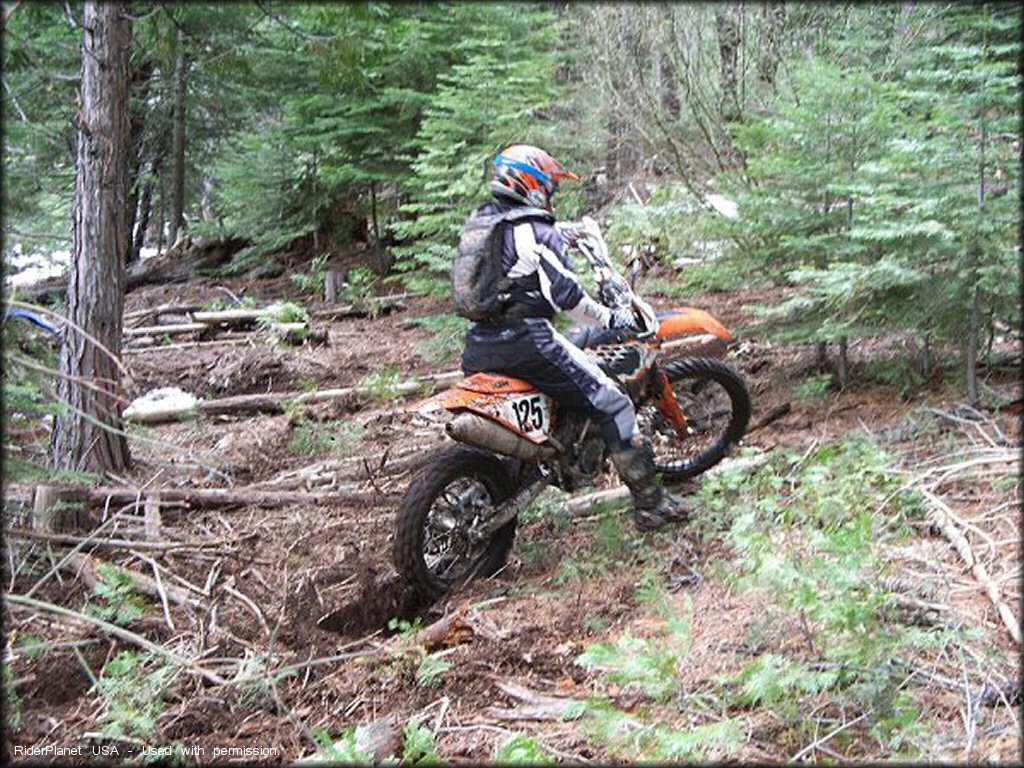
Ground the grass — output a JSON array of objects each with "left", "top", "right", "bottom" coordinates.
[
  {"left": 359, "top": 364, "right": 409, "bottom": 404},
  {"left": 289, "top": 419, "right": 364, "bottom": 457},
  {"left": 403, "top": 313, "right": 469, "bottom": 364},
  {"left": 559, "top": 430, "right": 946, "bottom": 761}
]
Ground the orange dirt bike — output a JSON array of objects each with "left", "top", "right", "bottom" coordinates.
[{"left": 395, "top": 217, "right": 750, "bottom": 598}]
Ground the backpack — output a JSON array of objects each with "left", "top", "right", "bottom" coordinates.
[{"left": 451, "top": 206, "right": 553, "bottom": 322}]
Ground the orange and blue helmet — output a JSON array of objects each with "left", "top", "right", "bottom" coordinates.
[{"left": 491, "top": 144, "right": 580, "bottom": 211}]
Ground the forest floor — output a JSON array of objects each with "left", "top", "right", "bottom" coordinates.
[{"left": 4, "top": 259, "right": 1021, "bottom": 764}]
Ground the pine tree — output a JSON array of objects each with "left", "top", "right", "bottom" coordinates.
[{"left": 391, "top": 5, "right": 558, "bottom": 294}]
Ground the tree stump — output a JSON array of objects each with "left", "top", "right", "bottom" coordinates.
[
  {"left": 324, "top": 270, "right": 346, "bottom": 303},
  {"left": 32, "top": 486, "right": 92, "bottom": 534}
]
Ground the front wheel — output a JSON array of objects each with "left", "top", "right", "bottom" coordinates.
[
  {"left": 638, "top": 357, "right": 751, "bottom": 482},
  {"left": 393, "top": 445, "right": 517, "bottom": 599}
]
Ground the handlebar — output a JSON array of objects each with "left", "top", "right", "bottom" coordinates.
[{"left": 560, "top": 216, "right": 659, "bottom": 338}]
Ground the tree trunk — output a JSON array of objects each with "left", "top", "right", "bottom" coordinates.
[
  {"left": 815, "top": 341, "right": 828, "bottom": 371},
  {"left": 124, "top": 61, "right": 154, "bottom": 266},
  {"left": 167, "top": 39, "right": 190, "bottom": 247},
  {"left": 50, "top": 1, "right": 132, "bottom": 473},
  {"left": 757, "top": 2, "right": 786, "bottom": 87},
  {"left": 715, "top": 7, "right": 741, "bottom": 122},
  {"left": 132, "top": 159, "right": 156, "bottom": 262},
  {"left": 837, "top": 336, "right": 850, "bottom": 388},
  {"left": 967, "top": 284, "right": 981, "bottom": 406}
]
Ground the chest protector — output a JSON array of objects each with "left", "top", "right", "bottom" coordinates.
[{"left": 452, "top": 205, "right": 553, "bottom": 322}]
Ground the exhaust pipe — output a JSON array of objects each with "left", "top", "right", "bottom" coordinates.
[{"left": 446, "top": 412, "right": 557, "bottom": 461}]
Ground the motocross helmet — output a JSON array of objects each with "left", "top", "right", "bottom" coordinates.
[{"left": 491, "top": 144, "right": 580, "bottom": 211}]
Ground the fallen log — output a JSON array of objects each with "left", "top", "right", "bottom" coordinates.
[
  {"left": 124, "top": 370, "right": 463, "bottom": 423},
  {"left": 86, "top": 486, "right": 395, "bottom": 510},
  {"left": 124, "top": 322, "right": 209, "bottom": 337},
  {"left": 5, "top": 593, "right": 227, "bottom": 685},
  {"left": 124, "top": 303, "right": 205, "bottom": 325},
  {"left": 190, "top": 308, "right": 268, "bottom": 325},
  {"left": 124, "top": 236, "right": 247, "bottom": 293},
  {"left": 564, "top": 450, "right": 770, "bottom": 512},
  {"left": 310, "top": 292, "right": 415, "bottom": 320},
  {"left": 484, "top": 680, "right": 585, "bottom": 722},
  {"left": 64, "top": 553, "right": 202, "bottom": 609},
  {"left": 123, "top": 338, "right": 254, "bottom": 354},
  {"left": 748, "top": 402, "right": 791, "bottom": 433}
]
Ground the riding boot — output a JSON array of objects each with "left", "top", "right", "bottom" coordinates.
[{"left": 609, "top": 438, "right": 693, "bottom": 531}]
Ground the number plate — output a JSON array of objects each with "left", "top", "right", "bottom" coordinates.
[{"left": 498, "top": 393, "right": 552, "bottom": 440}]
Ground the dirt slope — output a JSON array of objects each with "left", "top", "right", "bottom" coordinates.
[{"left": 4, "top": 269, "right": 1020, "bottom": 764}]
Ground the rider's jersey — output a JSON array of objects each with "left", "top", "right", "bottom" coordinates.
[{"left": 480, "top": 200, "right": 586, "bottom": 322}]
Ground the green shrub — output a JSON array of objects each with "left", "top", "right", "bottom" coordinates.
[
  {"left": 291, "top": 253, "right": 330, "bottom": 296},
  {"left": 492, "top": 733, "right": 547, "bottom": 764}
]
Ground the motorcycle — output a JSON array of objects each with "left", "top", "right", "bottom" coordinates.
[{"left": 395, "top": 217, "right": 750, "bottom": 598}]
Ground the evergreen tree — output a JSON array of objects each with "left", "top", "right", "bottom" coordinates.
[{"left": 391, "top": 4, "right": 558, "bottom": 294}]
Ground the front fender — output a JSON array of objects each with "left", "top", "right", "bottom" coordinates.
[{"left": 655, "top": 307, "right": 732, "bottom": 343}]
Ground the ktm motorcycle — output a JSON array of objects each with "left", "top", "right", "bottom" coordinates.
[{"left": 395, "top": 217, "right": 750, "bottom": 598}]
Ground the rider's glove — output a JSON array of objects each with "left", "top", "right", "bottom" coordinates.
[
  {"left": 608, "top": 305, "right": 639, "bottom": 331},
  {"left": 556, "top": 222, "right": 582, "bottom": 248}
]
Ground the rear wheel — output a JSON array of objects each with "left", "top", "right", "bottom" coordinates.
[
  {"left": 393, "top": 445, "right": 517, "bottom": 599},
  {"left": 637, "top": 357, "right": 751, "bottom": 482}
]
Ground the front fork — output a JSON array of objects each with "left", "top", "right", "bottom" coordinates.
[{"left": 652, "top": 365, "right": 689, "bottom": 440}]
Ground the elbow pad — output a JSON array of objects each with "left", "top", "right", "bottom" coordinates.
[{"left": 566, "top": 294, "right": 611, "bottom": 329}]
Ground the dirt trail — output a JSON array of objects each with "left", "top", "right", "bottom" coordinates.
[{"left": 4, "top": 271, "right": 1020, "bottom": 764}]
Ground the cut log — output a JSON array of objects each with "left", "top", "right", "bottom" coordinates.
[
  {"left": 394, "top": 608, "right": 471, "bottom": 651},
  {"left": 190, "top": 308, "right": 267, "bottom": 325},
  {"left": 124, "top": 303, "right": 204, "bottom": 323}
]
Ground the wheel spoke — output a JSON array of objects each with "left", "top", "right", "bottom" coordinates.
[{"left": 423, "top": 476, "right": 495, "bottom": 585}]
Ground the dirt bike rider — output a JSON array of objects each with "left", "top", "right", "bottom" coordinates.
[{"left": 457, "top": 143, "right": 691, "bottom": 530}]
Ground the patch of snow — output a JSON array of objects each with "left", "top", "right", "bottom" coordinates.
[
  {"left": 705, "top": 193, "right": 739, "bottom": 220},
  {"left": 123, "top": 387, "right": 197, "bottom": 421},
  {"left": 6, "top": 245, "right": 71, "bottom": 286}
]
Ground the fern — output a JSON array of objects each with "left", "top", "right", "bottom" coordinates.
[
  {"left": 402, "top": 721, "right": 439, "bottom": 764},
  {"left": 97, "top": 652, "right": 175, "bottom": 739},
  {"left": 88, "top": 564, "right": 148, "bottom": 627}
]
